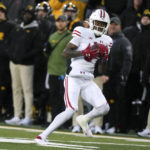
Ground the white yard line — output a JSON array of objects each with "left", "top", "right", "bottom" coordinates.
[
  {"left": 70, "top": 140, "right": 150, "bottom": 148},
  {"left": 0, "top": 125, "right": 150, "bottom": 143},
  {"left": 50, "top": 139, "right": 150, "bottom": 148},
  {"left": 0, "top": 137, "right": 97, "bottom": 150}
]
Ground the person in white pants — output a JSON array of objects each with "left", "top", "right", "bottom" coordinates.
[{"left": 35, "top": 9, "right": 112, "bottom": 145}]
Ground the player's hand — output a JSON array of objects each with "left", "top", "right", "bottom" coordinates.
[
  {"left": 98, "top": 44, "right": 109, "bottom": 61},
  {"left": 81, "top": 44, "right": 99, "bottom": 62}
]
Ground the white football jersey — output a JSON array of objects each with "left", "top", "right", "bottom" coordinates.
[{"left": 68, "top": 26, "right": 112, "bottom": 79}]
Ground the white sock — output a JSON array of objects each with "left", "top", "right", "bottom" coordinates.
[
  {"left": 40, "top": 108, "right": 75, "bottom": 139},
  {"left": 85, "top": 104, "right": 110, "bottom": 120}
]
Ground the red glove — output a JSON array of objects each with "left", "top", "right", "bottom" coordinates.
[
  {"left": 81, "top": 44, "right": 99, "bottom": 62},
  {"left": 98, "top": 44, "right": 109, "bottom": 61}
]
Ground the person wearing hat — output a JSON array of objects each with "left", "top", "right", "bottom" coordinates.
[
  {"left": 133, "top": 9, "right": 150, "bottom": 137},
  {"left": 33, "top": 2, "right": 56, "bottom": 124},
  {"left": 62, "top": 3, "right": 82, "bottom": 31},
  {"left": 103, "top": 16, "right": 133, "bottom": 134},
  {"left": 0, "top": 0, "right": 35, "bottom": 23},
  {"left": 5, "top": 6, "right": 42, "bottom": 126},
  {"left": 43, "top": 14, "right": 72, "bottom": 121},
  {"left": 0, "top": 3, "right": 14, "bottom": 119}
]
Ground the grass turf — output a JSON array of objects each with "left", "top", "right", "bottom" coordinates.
[{"left": 0, "top": 125, "right": 150, "bottom": 150}]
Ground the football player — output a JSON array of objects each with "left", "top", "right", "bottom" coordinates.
[{"left": 35, "top": 9, "right": 112, "bottom": 145}]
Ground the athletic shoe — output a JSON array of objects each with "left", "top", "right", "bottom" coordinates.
[
  {"left": 5, "top": 117, "right": 21, "bottom": 125},
  {"left": 35, "top": 135, "right": 47, "bottom": 145},
  {"left": 76, "top": 115, "right": 93, "bottom": 137},
  {"left": 72, "top": 125, "right": 80, "bottom": 133},
  {"left": 106, "top": 127, "right": 116, "bottom": 134},
  {"left": 137, "top": 128, "right": 150, "bottom": 138},
  {"left": 94, "top": 126, "right": 104, "bottom": 134},
  {"left": 20, "top": 117, "right": 32, "bottom": 126}
]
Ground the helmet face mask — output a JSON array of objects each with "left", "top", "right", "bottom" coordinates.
[
  {"left": 93, "top": 20, "right": 107, "bottom": 35},
  {"left": 89, "top": 9, "right": 110, "bottom": 36}
]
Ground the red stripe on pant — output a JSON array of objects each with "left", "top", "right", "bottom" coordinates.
[
  {"left": 64, "top": 77, "right": 68, "bottom": 108},
  {"left": 65, "top": 77, "right": 75, "bottom": 110}
]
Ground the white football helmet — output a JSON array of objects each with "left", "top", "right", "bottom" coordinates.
[{"left": 89, "top": 9, "right": 110, "bottom": 36}]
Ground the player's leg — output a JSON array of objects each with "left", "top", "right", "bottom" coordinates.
[
  {"left": 35, "top": 76, "right": 80, "bottom": 144},
  {"left": 72, "top": 97, "right": 84, "bottom": 132},
  {"left": 77, "top": 80, "right": 109, "bottom": 136},
  {"left": 82, "top": 80, "right": 109, "bottom": 119}
]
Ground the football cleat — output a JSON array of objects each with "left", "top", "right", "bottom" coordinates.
[
  {"left": 76, "top": 115, "right": 93, "bottom": 137},
  {"left": 35, "top": 135, "right": 47, "bottom": 145}
]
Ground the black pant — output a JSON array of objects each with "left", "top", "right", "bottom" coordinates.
[
  {"left": 48, "top": 75, "right": 65, "bottom": 120},
  {"left": 103, "top": 76, "right": 129, "bottom": 133},
  {"left": 0, "top": 60, "right": 13, "bottom": 119}
]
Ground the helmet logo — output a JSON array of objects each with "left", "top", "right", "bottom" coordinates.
[{"left": 100, "top": 9, "right": 105, "bottom": 19}]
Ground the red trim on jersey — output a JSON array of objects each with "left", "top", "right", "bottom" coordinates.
[
  {"left": 72, "top": 32, "right": 81, "bottom": 37},
  {"left": 66, "top": 77, "right": 75, "bottom": 110},
  {"left": 64, "top": 78, "right": 68, "bottom": 108},
  {"left": 74, "top": 30, "right": 81, "bottom": 34}
]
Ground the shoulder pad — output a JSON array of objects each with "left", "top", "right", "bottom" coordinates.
[{"left": 72, "top": 26, "right": 88, "bottom": 38}]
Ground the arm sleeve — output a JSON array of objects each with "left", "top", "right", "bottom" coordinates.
[
  {"left": 69, "top": 36, "right": 81, "bottom": 47},
  {"left": 69, "top": 27, "right": 82, "bottom": 47}
]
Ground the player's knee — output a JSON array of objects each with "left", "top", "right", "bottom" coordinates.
[
  {"left": 96, "top": 103, "right": 110, "bottom": 116},
  {"left": 103, "top": 103, "right": 110, "bottom": 115}
]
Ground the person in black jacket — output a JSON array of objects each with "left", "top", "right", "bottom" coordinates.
[
  {"left": 133, "top": 10, "right": 150, "bottom": 137},
  {"left": 5, "top": 6, "right": 42, "bottom": 126},
  {"left": 120, "top": 0, "right": 144, "bottom": 29},
  {"left": 103, "top": 16, "right": 133, "bottom": 134},
  {"left": 33, "top": 1, "right": 56, "bottom": 125},
  {"left": 0, "top": 3, "right": 14, "bottom": 120}
]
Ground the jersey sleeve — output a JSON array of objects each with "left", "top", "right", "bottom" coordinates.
[{"left": 69, "top": 27, "right": 83, "bottom": 47}]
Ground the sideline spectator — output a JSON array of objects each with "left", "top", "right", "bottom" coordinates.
[
  {"left": 105, "top": 0, "right": 128, "bottom": 15},
  {"left": 63, "top": 2, "right": 82, "bottom": 31},
  {"left": 33, "top": 1, "right": 56, "bottom": 124},
  {"left": 46, "top": 15, "right": 72, "bottom": 120},
  {"left": 0, "top": 0, "right": 35, "bottom": 23},
  {"left": 137, "top": 52, "right": 150, "bottom": 137},
  {"left": 0, "top": 3, "right": 14, "bottom": 120},
  {"left": 131, "top": 10, "right": 150, "bottom": 133},
  {"left": 49, "top": 0, "right": 88, "bottom": 20},
  {"left": 120, "top": 0, "right": 144, "bottom": 29},
  {"left": 103, "top": 16, "right": 133, "bottom": 134},
  {"left": 5, "top": 6, "right": 42, "bottom": 126},
  {"left": 122, "top": 10, "right": 150, "bottom": 132}
]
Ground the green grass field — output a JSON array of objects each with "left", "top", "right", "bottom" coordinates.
[{"left": 0, "top": 125, "right": 150, "bottom": 150}]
